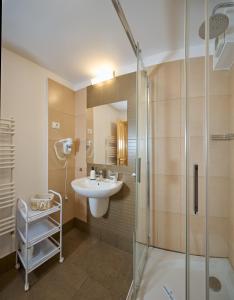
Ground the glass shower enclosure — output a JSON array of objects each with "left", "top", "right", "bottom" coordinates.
[
  {"left": 132, "top": 0, "right": 234, "bottom": 299},
  {"left": 133, "top": 44, "right": 149, "bottom": 296},
  {"left": 187, "top": 0, "right": 234, "bottom": 299}
]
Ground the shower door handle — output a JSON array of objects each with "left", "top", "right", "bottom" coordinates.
[
  {"left": 132, "top": 158, "right": 141, "bottom": 182},
  {"left": 137, "top": 158, "right": 141, "bottom": 183},
  {"left": 194, "top": 164, "right": 199, "bottom": 215}
]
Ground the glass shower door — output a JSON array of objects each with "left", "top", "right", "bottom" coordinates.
[
  {"left": 133, "top": 45, "right": 149, "bottom": 297},
  {"left": 207, "top": 1, "right": 234, "bottom": 299},
  {"left": 187, "top": 0, "right": 234, "bottom": 299},
  {"left": 186, "top": 1, "right": 207, "bottom": 299}
]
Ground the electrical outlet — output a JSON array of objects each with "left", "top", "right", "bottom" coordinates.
[{"left": 52, "top": 121, "right": 60, "bottom": 129}]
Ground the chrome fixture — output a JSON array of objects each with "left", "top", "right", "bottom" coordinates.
[
  {"left": 209, "top": 276, "right": 222, "bottom": 292},
  {"left": 107, "top": 170, "right": 118, "bottom": 182},
  {"left": 210, "top": 133, "right": 234, "bottom": 140},
  {"left": 199, "top": 2, "right": 234, "bottom": 39},
  {"left": 96, "top": 169, "right": 104, "bottom": 181},
  {"left": 111, "top": 0, "right": 138, "bottom": 56}
]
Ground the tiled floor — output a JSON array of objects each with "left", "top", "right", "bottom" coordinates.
[{"left": 0, "top": 228, "right": 133, "bottom": 300}]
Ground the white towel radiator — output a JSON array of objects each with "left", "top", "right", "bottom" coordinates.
[{"left": 0, "top": 118, "right": 16, "bottom": 258}]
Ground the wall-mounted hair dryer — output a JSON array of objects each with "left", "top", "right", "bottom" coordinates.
[
  {"left": 53, "top": 138, "right": 73, "bottom": 201},
  {"left": 54, "top": 138, "right": 73, "bottom": 161}
]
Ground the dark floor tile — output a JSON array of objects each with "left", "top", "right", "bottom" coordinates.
[
  {"left": 70, "top": 241, "right": 132, "bottom": 299},
  {"left": 62, "top": 228, "right": 89, "bottom": 257},
  {"left": 0, "top": 228, "right": 132, "bottom": 300},
  {"left": 40, "top": 256, "right": 88, "bottom": 290},
  {"left": 71, "top": 277, "right": 114, "bottom": 300},
  {"left": 72, "top": 241, "right": 132, "bottom": 276},
  {"left": 0, "top": 269, "right": 32, "bottom": 300}
]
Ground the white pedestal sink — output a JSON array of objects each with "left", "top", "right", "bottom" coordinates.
[{"left": 71, "top": 177, "right": 123, "bottom": 218}]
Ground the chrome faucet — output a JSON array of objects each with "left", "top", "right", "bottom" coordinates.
[
  {"left": 96, "top": 169, "right": 104, "bottom": 181},
  {"left": 107, "top": 170, "right": 118, "bottom": 182}
]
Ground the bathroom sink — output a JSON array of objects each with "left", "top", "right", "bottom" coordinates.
[
  {"left": 71, "top": 177, "right": 123, "bottom": 198},
  {"left": 71, "top": 177, "right": 123, "bottom": 218}
]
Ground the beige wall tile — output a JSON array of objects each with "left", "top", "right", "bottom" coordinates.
[
  {"left": 230, "top": 96, "right": 234, "bottom": 132},
  {"left": 190, "top": 97, "right": 204, "bottom": 137},
  {"left": 209, "top": 63, "right": 231, "bottom": 96},
  {"left": 181, "top": 215, "right": 205, "bottom": 256},
  {"left": 208, "top": 217, "right": 228, "bottom": 257},
  {"left": 230, "top": 65, "right": 234, "bottom": 96},
  {"left": 157, "top": 60, "right": 181, "bottom": 100},
  {"left": 229, "top": 219, "right": 234, "bottom": 267},
  {"left": 229, "top": 180, "right": 234, "bottom": 217},
  {"left": 157, "top": 175, "right": 181, "bottom": 214},
  {"left": 188, "top": 57, "right": 205, "bottom": 98},
  {"left": 209, "top": 141, "right": 229, "bottom": 177},
  {"left": 150, "top": 101, "right": 157, "bottom": 138},
  {"left": 230, "top": 144, "right": 234, "bottom": 182},
  {"left": 181, "top": 137, "right": 205, "bottom": 176},
  {"left": 48, "top": 79, "right": 75, "bottom": 115},
  {"left": 185, "top": 97, "right": 204, "bottom": 137},
  {"left": 229, "top": 241, "right": 234, "bottom": 268},
  {"left": 149, "top": 66, "right": 159, "bottom": 101},
  {"left": 48, "top": 167, "right": 75, "bottom": 224},
  {"left": 49, "top": 109, "right": 75, "bottom": 141},
  {"left": 156, "top": 99, "right": 181, "bottom": 138},
  {"left": 209, "top": 95, "right": 230, "bottom": 135},
  {"left": 150, "top": 209, "right": 158, "bottom": 246},
  {"left": 150, "top": 174, "right": 158, "bottom": 212},
  {"left": 157, "top": 212, "right": 181, "bottom": 252},
  {"left": 136, "top": 208, "right": 148, "bottom": 244},
  {"left": 208, "top": 177, "right": 229, "bottom": 218},
  {"left": 156, "top": 138, "right": 181, "bottom": 175},
  {"left": 48, "top": 168, "right": 75, "bottom": 199},
  {"left": 189, "top": 137, "right": 205, "bottom": 176}
]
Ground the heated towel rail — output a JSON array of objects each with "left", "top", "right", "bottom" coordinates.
[{"left": 0, "top": 118, "right": 16, "bottom": 258}]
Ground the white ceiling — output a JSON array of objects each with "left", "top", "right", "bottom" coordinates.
[{"left": 2, "top": 0, "right": 209, "bottom": 90}]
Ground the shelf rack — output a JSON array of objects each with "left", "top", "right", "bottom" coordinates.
[
  {"left": 15, "top": 190, "right": 64, "bottom": 291},
  {"left": 0, "top": 118, "right": 15, "bottom": 258},
  {"left": 210, "top": 133, "right": 234, "bottom": 141}
]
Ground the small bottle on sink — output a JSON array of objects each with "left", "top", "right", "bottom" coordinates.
[{"left": 90, "top": 166, "right": 96, "bottom": 180}]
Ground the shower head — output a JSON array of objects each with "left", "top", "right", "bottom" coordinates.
[
  {"left": 198, "top": 2, "right": 234, "bottom": 40},
  {"left": 199, "top": 13, "right": 229, "bottom": 39}
]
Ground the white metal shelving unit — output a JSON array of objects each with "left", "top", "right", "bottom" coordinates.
[{"left": 16, "top": 190, "right": 64, "bottom": 291}]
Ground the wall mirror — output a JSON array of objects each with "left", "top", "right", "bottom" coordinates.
[{"left": 86, "top": 100, "right": 128, "bottom": 166}]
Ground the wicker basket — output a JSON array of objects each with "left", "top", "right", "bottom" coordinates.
[{"left": 30, "top": 193, "right": 54, "bottom": 211}]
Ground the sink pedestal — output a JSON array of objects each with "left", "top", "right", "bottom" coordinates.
[{"left": 89, "top": 197, "right": 109, "bottom": 218}]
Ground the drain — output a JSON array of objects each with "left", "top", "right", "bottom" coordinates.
[
  {"left": 163, "top": 286, "right": 176, "bottom": 300},
  {"left": 209, "top": 276, "right": 222, "bottom": 292}
]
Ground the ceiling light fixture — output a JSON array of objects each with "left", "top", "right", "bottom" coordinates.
[{"left": 91, "top": 70, "right": 115, "bottom": 85}]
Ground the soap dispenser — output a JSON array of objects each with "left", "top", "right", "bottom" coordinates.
[{"left": 90, "top": 166, "right": 96, "bottom": 180}]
